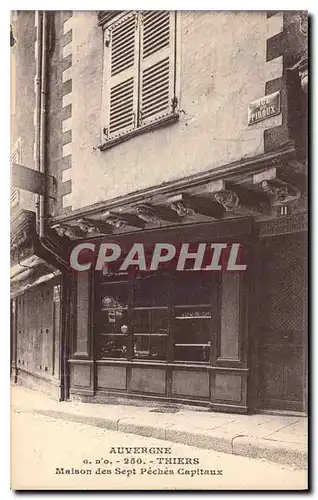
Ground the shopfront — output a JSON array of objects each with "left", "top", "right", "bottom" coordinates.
[
  {"left": 68, "top": 218, "right": 252, "bottom": 412},
  {"left": 94, "top": 266, "right": 247, "bottom": 406},
  {"left": 66, "top": 210, "right": 307, "bottom": 414},
  {"left": 12, "top": 167, "right": 307, "bottom": 415}
]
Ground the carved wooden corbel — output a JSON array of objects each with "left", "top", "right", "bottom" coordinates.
[
  {"left": 261, "top": 180, "right": 301, "bottom": 206},
  {"left": 102, "top": 210, "right": 146, "bottom": 229},
  {"left": 189, "top": 180, "right": 241, "bottom": 214},
  {"left": 134, "top": 201, "right": 185, "bottom": 223},
  {"left": 76, "top": 219, "right": 100, "bottom": 235},
  {"left": 75, "top": 218, "right": 112, "bottom": 236},
  {"left": 170, "top": 199, "right": 195, "bottom": 217},
  {"left": 135, "top": 203, "right": 159, "bottom": 223},
  {"left": 213, "top": 190, "right": 240, "bottom": 212},
  {"left": 51, "top": 224, "right": 67, "bottom": 237},
  {"left": 52, "top": 224, "right": 84, "bottom": 239},
  {"left": 101, "top": 211, "right": 127, "bottom": 229},
  {"left": 166, "top": 194, "right": 195, "bottom": 217},
  {"left": 104, "top": 210, "right": 147, "bottom": 229},
  {"left": 64, "top": 227, "right": 79, "bottom": 240},
  {"left": 166, "top": 193, "right": 225, "bottom": 219},
  {"left": 253, "top": 167, "right": 303, "bottom": 209}
]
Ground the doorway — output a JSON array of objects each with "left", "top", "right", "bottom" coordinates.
[{"left": 257, "top": 232, "right": 307, "bottom": 412}]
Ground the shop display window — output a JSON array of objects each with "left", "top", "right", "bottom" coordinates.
[
  {"left": 95, "top": 266, "right": 219, "bottom": 363},
  {"left": 173, "top": 272, "right": 215, "bottom": 362},
  {"left": 95, "top": 268, "right": 129, "bottom": 359}
]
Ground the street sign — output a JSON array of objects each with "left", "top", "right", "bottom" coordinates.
[
  {"left": 11, "top": 163, "right": 55, "bottom": 198},
  {"left": 248, "top": 91, "right": 281, "bottom": 125}
]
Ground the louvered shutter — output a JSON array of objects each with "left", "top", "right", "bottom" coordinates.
[
  {"left": 103, "top": 12, "right": 139, "bottom": 141},
  {"left": 10, "top": 141, "right": 20, "bottom": 208},
  {"left": 139, "top": 11, "right": 176, "bottom": 127}
]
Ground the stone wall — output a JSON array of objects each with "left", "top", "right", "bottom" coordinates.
[{"left": 45, "top": 11, "right": 288, "bottom": 214}]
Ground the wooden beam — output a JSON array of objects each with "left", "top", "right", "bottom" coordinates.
[
  {"left": 145, "top": 203, "right": 182, "bottom": 222},
  {"left": 165, "top": 194, "right": 196, "bottom": 217},
  {"left": 225, "top": 181, "right": 271, "bottom": 212},
  {"left": 51, "top": 224, "right": 85, "bottom": 239},
  {"left": 260, "top": 180, "right": 301, "bottom": 206},
  {"left": 253, "top": 165, "right": 306, "bottom": 191},
  {"left": 101, "top": 210, "right": 145, "bottom": 229},
  {"left": 134, "top": 203, "right": 179, "bottom": 223},
  {"left": 166, "top": 193, "right": 225, "bottom": 218},
  {"left": 253, "top": 168, "right": 302, "bottom": 206},
  {"left": 75, "top": 218, "right": 112, "bottom": 235}
]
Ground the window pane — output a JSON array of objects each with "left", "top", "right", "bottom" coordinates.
[
  {"left": 134, "top": 272, "right": 169, "bottom": 306},
  {"left": 133, "top": 335, "right": 167, "bottom": 360},
  {"left": 152, "top": 309, "right": 168, "bottom": 335},
  {"left": 96, "top": 309, "right": 129, "bottom": 335},
  {"left": 97, "top": 334, "right": 127, "bottom": 358},
  {"left": 98, "top": 260, "right": 129, "bottom": 281},
  {"left": 99, "top": 282, "right": 129, "bottom": 309},
  {"left": 133, "top": 309, "right": 168, "bottom": 360},
  {"left": 134, "top": 310, "right": 150, "bottom": 334},
  {"left": 134, "top": 309, "right": 168, "bottom": 334},
  {"left": 174, "top": 344, "right": 211, "bottom": 363},
  {"left": 174, "top": 271, "right": 213, "bottom": 305},
  {"left": 173, "top": 306, "right": 211, "bottom": 362},
  {"left": 174, "top": 313, "right": 211, "bottom": 344}
]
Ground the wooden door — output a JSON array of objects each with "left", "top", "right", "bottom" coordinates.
[{"left": 258, "top": 233, "right": 307, "bottom": 412}]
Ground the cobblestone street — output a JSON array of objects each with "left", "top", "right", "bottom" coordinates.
[{"left": 11, "top": 406, "right": 307, "bottom": 490}]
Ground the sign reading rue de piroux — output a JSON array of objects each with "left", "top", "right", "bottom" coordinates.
[{"left": 247, "top": 91, "right": 281, "bottom": 125}]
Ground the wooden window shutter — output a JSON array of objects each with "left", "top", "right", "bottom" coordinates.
[
  {"left": 104, "top": 12, "right": 139, "bottom": 140},
  {"left": 139, "top": 11, "right": 176, "bottom": 127}
]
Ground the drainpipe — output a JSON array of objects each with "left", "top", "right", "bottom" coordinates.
[
  {"left": 34, "top": 11, "right": 68, "bottom": 269},
  {"left": 34, "top": 10, "right": 42, "bottom": 231},
  {"left": 39, "top": 10, "right": 47, "bottom": 239}
]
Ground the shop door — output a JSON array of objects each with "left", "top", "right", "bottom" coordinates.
[{"left": 258, "top": 233, "right": 307, "bottom": 412}]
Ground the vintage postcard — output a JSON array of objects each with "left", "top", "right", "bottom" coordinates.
[{"left": 10, "top": 9, "right": 308, "bottom": 491}]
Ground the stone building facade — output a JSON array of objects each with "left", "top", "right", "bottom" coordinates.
[{"left": 11, "top": 10, "right": 308, "bottom": 413}]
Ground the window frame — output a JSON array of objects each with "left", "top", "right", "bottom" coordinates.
[
  {"left": 10, "top": 138, "right": 22, "bottom": 208},
  {"left": 100, "top": 10, "right": 179, "bottom": 151},
  {"left": 95, "top": 267, "right": 221, "bottom": 365}
]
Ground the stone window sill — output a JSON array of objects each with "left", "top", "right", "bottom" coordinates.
[{"left": 98, "top": 113, "right": 179, "bottom": 152}]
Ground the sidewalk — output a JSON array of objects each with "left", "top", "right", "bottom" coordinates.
[{"left": 11, "top": 385, "right": 307, "bottom": 469}]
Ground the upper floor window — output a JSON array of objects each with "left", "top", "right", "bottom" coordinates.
[
  {"left": 101, "top": 11, "right": 178, "bottom": 148},
  {"left": 10, "top": 138, "right": 21, "bottom": 209}
]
